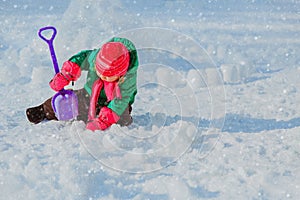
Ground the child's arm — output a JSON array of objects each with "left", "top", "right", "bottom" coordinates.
[
  {"left": 49, "top": 50, "right": 94, "bottom": 91},
  {"left": 68, "top": 50, "right": 94, "bottom": 71}
]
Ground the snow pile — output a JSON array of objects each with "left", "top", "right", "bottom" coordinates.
[{"left": 76, "top": 120, "right": 197, "bottom": 173}]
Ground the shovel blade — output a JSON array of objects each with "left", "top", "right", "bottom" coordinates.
[{"left": 52, "top": 90, "right": 78, "bottom": 121}]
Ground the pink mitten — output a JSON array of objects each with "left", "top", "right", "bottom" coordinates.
[
  {"left": 49, "top": 73, "right": 70, "bottom": 91},
  {"left": 86, "top": 107, "right": 120, "bottom": 131},
  {"left": 61, "top": 61, "right": 81, "bottom": 81},
  {"left": 49, "top": 61, "right": 81, "bottom": 91},
  {"left": 86, "top": 118, "right": 109, "bottom": 131}
]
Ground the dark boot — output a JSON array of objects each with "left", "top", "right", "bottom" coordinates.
[
  {"left": 26, "top": 104, "right": 45, "bottom": 124},
  {"left": 26, "top": 98, "right": 57, "bottom": 124}
]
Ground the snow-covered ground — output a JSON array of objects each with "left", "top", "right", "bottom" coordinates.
[{"left": 1, "top": 0, "right": 300, "bottom": 199}]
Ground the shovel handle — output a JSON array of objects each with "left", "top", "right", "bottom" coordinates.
[
  {"left": 38, "top": 26, "right": 60, "bottom": 74},
  {"left": 38, "top": 26, "right": 57, "bottom": 43}
]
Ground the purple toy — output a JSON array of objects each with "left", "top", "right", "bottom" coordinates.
[{"left": 38, "top": 26, "right": 78, "bottom": 121}]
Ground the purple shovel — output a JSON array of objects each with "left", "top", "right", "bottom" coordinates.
[{"left": 38, "top": 26, "right": 78, "bottom": 121}]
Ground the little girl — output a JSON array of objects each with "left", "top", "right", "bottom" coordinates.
[{"left": 26, "top": 37, "right": 139, "bottom": 131}]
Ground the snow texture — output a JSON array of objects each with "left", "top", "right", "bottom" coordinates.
[{"left": 0, "top": 0, "right": 300, "bottom": 199}]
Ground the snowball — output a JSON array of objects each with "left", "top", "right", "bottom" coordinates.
[
  {"left": 156, "top": 67, "right": 185, "bottom": 88},
  {"left": 186, "top": 69, "right": 207, "bottom": 88},
  {"left": 220, "top": 64, "right": 239, "bottom": 83},
  {"left": 205, "top": 68, "right": 223, "bottom": 86}
]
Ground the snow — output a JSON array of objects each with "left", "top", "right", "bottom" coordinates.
[{"left": 1, "top": 0, "right": 300, "bottom": 199}]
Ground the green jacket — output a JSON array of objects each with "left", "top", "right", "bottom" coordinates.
[{"left": 68, "top": 37, "right": 138, "bottom": 116}]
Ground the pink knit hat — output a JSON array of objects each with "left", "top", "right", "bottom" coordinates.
[{"left": 95, "top": 42, "right": 130, "bottom": 77}]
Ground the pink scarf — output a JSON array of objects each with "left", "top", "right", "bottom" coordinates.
[{"left": 88, "top": 79, "right": 122, "bottom": 120}]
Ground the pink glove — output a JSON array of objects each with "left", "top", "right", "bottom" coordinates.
[
  {"left": 86, "top": 107, "right": 120, "bottom": 131},
  {"left": 61, "top": 61, "right": 81, "bottom": 81},
  {"left": 49, "top": 61, "right": 81, "bottom": 91},
  {"left": 49, "top": 73, "right": 70, "bottom": 91}
]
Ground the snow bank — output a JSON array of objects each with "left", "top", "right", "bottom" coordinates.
[{"left": 77, "top": 120, "right": 197, "bottom": 173}]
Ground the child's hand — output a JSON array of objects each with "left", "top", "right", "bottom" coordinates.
[
  {"left": 49, "top": 73, "right": 70, "bottom": 91},
  {"left": 86, "top": 118, "right": 109, "bottom": 131},
  {"left": 49, "top": 61, "right": 81, "bottom": 92},
  {"left": 86, "top": 107, "right": 120, "bottom": 131}
]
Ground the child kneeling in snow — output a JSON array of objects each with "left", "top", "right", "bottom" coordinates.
[{"left": 26, "top": 37, "right": 138, "bottom": 131}]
